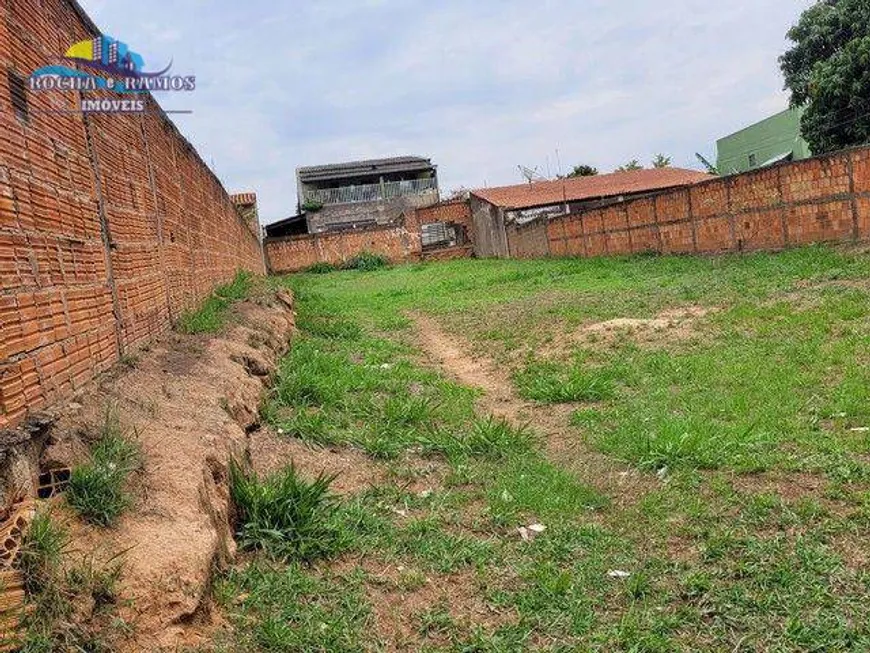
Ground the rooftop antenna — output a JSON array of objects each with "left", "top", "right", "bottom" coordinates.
[{"left": 518, "top": 165, "right": 544, "bottom": 184}]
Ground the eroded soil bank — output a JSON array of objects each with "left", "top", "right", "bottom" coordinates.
[{"left": 39, "top": 289, "right": 295, "bottom": 651}]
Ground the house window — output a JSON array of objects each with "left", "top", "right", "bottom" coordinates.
[
  {"left": 748, "top": 153, "right": 757, "bottom": 168},
  {"left": 7, "top": 70, "right": 29, "bottom": 122},
  {"left": 421, "top": 222, "right": 457, "bottom": 250}
]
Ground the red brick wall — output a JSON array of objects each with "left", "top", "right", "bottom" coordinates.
[
  {"left": 266, "top": 200, "right": 474, "bottom": 273},
  {"left": 545, "top": 147, "right": 870, "bottom": 259},
  {"left": 1, "top": 0, "right": 264, "bottom": 429},
  {"left": 507, "top": 220, "right": 549, "bottom": 258},
  {"left": 413, "top": 199, "right": 472, "bottom": 230},
  {"left": 265, "top": 224, "right": 416, "bottom": 273}
]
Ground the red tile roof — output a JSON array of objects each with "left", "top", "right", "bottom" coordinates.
[{"left": 471, "top": 168, "right": 713, "bottom": 209}]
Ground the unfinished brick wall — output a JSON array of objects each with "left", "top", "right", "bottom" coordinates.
[
  {"left": 545, "top": 147, "right": 870, "bottom": 259},
  {"left": 265, "top": 200, "right": 474, "bottom": 273},
  {"left": 265, "top": 223, "right": 417, "bottom": 273},
  {"left": 1, "top": 0, "right": 264, "bottom": 429},
  {"left": 409, "top": 199, "right": 474, "bottom": 261}
]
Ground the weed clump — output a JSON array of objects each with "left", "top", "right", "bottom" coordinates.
[
  {"left": 420, "top": 417, "right": 536, "bottom": 461},
  {"left": 19, "top": 512, "right": 125, "bottom": 651},
  {"left": 67, "top": 413, "right": 141, "bottom": 527},
  {"left": 342, "top": 251, "right": 389, "bottom": 272},
  {"left": 513, "top": 359, "right": 618, "bottom": 404},
  {"left": 306, "top": 262, "right": 337, "bottom": 274},
  {"left": 229, "top": 459, "right": 340, "bottom": 562}
]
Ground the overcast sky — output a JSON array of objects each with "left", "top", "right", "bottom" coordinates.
[{"left": 76, "top": 0, "right": 813, "bottom": 224}]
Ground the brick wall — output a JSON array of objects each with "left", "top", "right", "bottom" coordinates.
[
  {"left": 544, "top": 147, "right": 870, "bottom": 259},
  {"left": 265, "top": 223, "right": 416, "bottom": 273},
  {"left": 1, "top": 0, "right": 264, "bottom": 429},
  {"left": 265, "top": 200, "right": 473, "bottom": 273},
  {"left": 411, "top": 199, "right": 473, "bottom": 261},
  {"left": 412, "top": 199, "right": 472, "bottom": 230}
]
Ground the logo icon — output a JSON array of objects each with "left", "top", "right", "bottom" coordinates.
[{"left": 29, "top": 34, "right": 195, "bottom": 114}]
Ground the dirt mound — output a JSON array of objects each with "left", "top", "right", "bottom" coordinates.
[{"left": 47, "top": 290, "right": 296, "bottom": 651}]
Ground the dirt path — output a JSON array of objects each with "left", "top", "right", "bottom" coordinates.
[{"left": 412, "top": 313, "right": 655, "bottom": 506}]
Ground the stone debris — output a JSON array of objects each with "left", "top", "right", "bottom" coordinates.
[
  {"left": 607, "top": 570, "right": 631, "bottom": 579},
  {"left": 518, "top": 523, "right": 546, "bottom": 541}
]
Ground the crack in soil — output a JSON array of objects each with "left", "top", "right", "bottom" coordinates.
[{"left": 411, "top": 313, "right": 657, "bottom": 508}]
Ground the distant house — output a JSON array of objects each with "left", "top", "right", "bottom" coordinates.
[
  {"left": 469, "top": 167, "right": 713, "bottom": 258},
  {"left": 263, "top": 213, "right": 308, "bottom": 239},
  {"left": 296, "top": 156, "right": 440, "bottom": 234},
  {"left": 717, "top": 107, "right": 811, "bottom": 176}
]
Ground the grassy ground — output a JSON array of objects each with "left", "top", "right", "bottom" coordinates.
[
  {"left": 217, "top": 246, "right": 870, "bottom": 652},
  {"left": 176, "top": 270, "right": 254, "bottom": 334}
]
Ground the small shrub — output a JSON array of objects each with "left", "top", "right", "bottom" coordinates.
[
  {"left": 301, "top": 200, "right": 324, "bottom": 212},
  {"left": 67, "top": 414, "right": 141, "bottom": 527},
  {"left": 229, "top": 459, "right": 340, "bottom": 562},
  {"left": 306, "top": 262, "right": 337, "bottom": 274},
  {"left": 342, "top": 251, "right": 389, "bottom": 272}
]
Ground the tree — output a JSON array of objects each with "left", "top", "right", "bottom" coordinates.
[
  {"left": 564, "top": 164, "right": 599, "bottom": 178},
  {"left": 651, "top": 154, "right": 672, "bottom": 168},
  {"left": 616, "top": 160, "right": 643, "bottom": 172},
  {"left": 780, "top": 0, "right": 870, "bottom": 154}
]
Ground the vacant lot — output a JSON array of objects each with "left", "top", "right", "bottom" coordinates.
[{"left": 218, "top": 246, "right": 869, "bottom": 652}]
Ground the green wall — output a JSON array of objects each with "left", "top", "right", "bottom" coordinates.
[{"left": 716, "top": 107, "right": 811, "bottom": 176}]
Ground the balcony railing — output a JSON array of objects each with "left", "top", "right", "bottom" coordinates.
[{"left": 304, "top": 177, "right": 438, "bottom": 206}]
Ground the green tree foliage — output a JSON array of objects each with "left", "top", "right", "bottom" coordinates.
[
  {"left": 616, "top": 160, "right": 643, "bottom": 172},
  {"left": 780, "top": 0, "right": 870, "bottom": 153},
  {"left": 565, "top": 164, "right": 599, "bottom": 177},
  {"left": 652, "top": 154, "right": 672, "bottom": 168}
]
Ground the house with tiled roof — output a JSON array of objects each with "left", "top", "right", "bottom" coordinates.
[
  {"left": 469, "top": 167, "right": 713, "bottom": 257},
  {"left": 296, "top": 156, "right": 440, "bottom": 234}
]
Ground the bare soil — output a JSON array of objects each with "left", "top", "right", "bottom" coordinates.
[
  {"left": 46, "top": 290, "right": 296, "bottom": 651},
  {"left": 248, "top": 428, "right": 387, "bottom": 495},
  {"left": 329, "top": 556, "right": 516, "bottom": 652},
  {"left": 540, "top": 306, "right": 714, "bottom": 356}
]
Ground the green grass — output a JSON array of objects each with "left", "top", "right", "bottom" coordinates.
[
  {"left": 67, "top": 412, "right": 142, "bottom": 527},
  {"left": 176, "top": 269, "right": 254, "bottom": 334},
  {"left": 229, "top": 459, "right": 341, "bottom": 562},
  {"left": 218, "top": 245, "right": 870, "bottom": 651},
  {"left": 216, "top": 562, "right": 371, "bottom": 652},
  {"left": 19, "top": 512, "right": 127, "bottom": 652}
]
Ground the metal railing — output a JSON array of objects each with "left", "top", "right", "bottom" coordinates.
[{"left": 304, "top": 177, "right": 438, "bottom": 206}]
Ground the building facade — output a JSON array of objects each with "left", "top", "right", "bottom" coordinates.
[
  {"left": 469, "top": 168, "right": 713, "bottom": 258},
  {"left": 717, "top": 107, "right": 812, "bottom": 176},
  {"left": 296, "top": 156, "right": 440, "bottom": 234}
]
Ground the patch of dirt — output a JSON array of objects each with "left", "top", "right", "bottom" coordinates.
[
  {"left": 48, "top": 290, "right": 297, "bottom": 651},
  {"left": 543, "top": 306, "right": 714, "bottom": 354},
  {"left": 726, "top": 470, "right": 828, "bottom": 502},
  {"left": 411, "top": 313, "right": 656, "bottom": 508},
  {"left": 330, "top": 556, "right": 516, "bottom": 651},
  {"left": 248, "top": 428, "right": 387, "bottom": 496}
]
